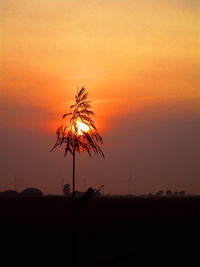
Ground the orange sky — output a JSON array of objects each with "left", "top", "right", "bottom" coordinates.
[{"left": 1, "top": 0, "right": 200, "bottom": 195}]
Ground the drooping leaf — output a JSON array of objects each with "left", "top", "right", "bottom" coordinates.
[{"left": 63, "top": 113, "right": 72, "bottom": 118}]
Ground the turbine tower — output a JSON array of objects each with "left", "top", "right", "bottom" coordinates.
[{"left": 120, "top": 170, "right": 133, "bottom": 196}]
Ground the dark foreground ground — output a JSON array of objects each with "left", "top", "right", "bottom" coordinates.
[{"left": 1, "top": 197, "right": 200, "bottom": 266}]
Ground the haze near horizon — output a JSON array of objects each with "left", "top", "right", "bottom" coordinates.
[{"left": 1, "top": 0, "right": 200, "bottom": 195}]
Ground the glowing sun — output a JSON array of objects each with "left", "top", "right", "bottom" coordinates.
[{"left": 75, "top": 121, "right": 90, "bottom": 135}]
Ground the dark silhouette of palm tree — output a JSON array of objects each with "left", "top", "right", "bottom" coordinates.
[{"left": 51, "top": 87, "right": 104, "bottom": 202}]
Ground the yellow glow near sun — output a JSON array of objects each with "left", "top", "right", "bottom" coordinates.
[{"left": 72, "top": 121, "right": 90, "bottom": 135}]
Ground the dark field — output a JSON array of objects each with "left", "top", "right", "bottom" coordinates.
[{"left": 1, "top": 197, "right": 200, "bottom": 266}]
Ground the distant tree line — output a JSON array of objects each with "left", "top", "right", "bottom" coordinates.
[
  {"left": 0, "top": 188, "right": 43, "bottom": 198},
  {"left": 150, "top": 190, "right": 186, "bottom": 197},
  {"left": 0, "top": 186, "right": 189, "bottom": 199}
]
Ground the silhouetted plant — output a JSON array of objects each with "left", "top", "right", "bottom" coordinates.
[
  {"left": 51, "top": 87, "right": 104, "bottom": 202},
  {"left": 63, "top": 184, "right": 71, "bottom": 197}
]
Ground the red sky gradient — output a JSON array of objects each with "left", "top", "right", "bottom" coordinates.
[{"left": 1, "top": 0, "right": 200, "bottom": 195}]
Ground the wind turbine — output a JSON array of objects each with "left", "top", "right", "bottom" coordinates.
[
  {"left": 120, "top": 170, "right": 133, "bottom": 196},
  {"left": 11, "top": 175, "right": 18, "bottom": 191},
  {"left": 82, "top": 177, "right": 87, "bottom": 191}
]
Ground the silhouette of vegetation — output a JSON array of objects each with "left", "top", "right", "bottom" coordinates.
[
  {"left": 166, "top": 190, "right": 172, "bottom": 196},
  {"left": 179, "top": 190, "right": 186, "bottom": 196},
  {"left": 74, "top": 185, "right": 104, "bottom": 212},
  {"left": 0, "top": 190, "right": 19, "bottom": 197},
  {"left": 20, "top": 188, "right": 43, "bottom": 197},
  {"left": 156, "top": 190, "right": 163, "bottom": 196},
  {"left": 51, "top": 87, "right": 104, "bottom": 202},
  {"left": 63, "top": 184, "right": 70, "bottom": 197},
  {"left": 1, "top": 197, "right": 199, "bottom": 266}
]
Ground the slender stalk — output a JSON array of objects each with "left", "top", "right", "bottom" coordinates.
[
  {"left": 72, "top": 146, "right": 75, "bottom": 204},
  {"left": 72, "top": 145, "right": 76, "bottom": 267}
]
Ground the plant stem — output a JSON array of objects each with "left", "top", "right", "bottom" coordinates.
[{"left": 72, "top": 146, "right": 75, "bottom": 204}]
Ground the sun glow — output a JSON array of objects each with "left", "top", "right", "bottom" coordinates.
[{"left": 73, "top": 121, "right": 90, "bottom": 135}]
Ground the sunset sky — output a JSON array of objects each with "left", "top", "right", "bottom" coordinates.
[{"left": 1, "top": 0, "right": 200, "bottom": 195}]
